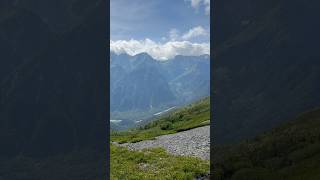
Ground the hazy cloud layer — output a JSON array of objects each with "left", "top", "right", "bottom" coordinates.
[
  {"left": 110, "top": 39, "right": 210, "bottom": 60},
  {"left": 168, "top": 26, "right": 209, "bottom": 41},
  {"left": 182, "top": 26, "right": 209, "bottom": 40},
  {"left": 111, "top": 25, "right": 210, "bottom": 60}
]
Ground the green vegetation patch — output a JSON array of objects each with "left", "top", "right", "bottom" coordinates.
[
  {"left": 110, "top": 144, "right": 209, "bottom": 180},
  {"left": 111, "top": 97, "right": 210, "bottom": 143}
]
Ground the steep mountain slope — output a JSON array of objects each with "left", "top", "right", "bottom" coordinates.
[
  {"left": 0, "top": 6, "right": 55, "bottom": 81},
  {"left": 213, "top": 0, "right": 320, "bottom": 143},
  {"left": 15, "top": 0, "right": 99, "bottom": 33},
  {"left": 0, "top": 1, "right": 107, "bottom": 179},
  {"left": 162, "top": 55, "right": 210, "bottom": 103},
  {"left": 111, "top": 53, "right": 175, "bottom": 112},
  {"left": 213, "top": 108, "right": 320, "bottom": 180},
  {"left": 0, "top": 0, "right": 107, "bottom": 159}
]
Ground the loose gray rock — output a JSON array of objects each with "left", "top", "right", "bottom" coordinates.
[{"left": 118, "top": 126, "right": 210, "bottom": 160}]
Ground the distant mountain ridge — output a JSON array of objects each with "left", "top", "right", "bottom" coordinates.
[{"left": 110, "top": 52, "right": 210, "bottom": 125}]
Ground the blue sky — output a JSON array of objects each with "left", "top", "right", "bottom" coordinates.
[{"left": 110, "top": 0, "right": 210, "bottom": 60}]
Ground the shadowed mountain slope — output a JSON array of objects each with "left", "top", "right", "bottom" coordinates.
[
  {"left": 213, "top": 0, "right": 320, "bottom": 143},
  {"left": 213, "top": 108, "right": 320, "bottom": 179},
  {"left": 0, "top": 0, "right": 107, "bottom": 158}
]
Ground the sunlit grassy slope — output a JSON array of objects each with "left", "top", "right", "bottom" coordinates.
[
  {"left": 110, "top": 97, "right": 211, "bottom": 179},
  {"left": 110, "top": 144, "right": 209, "bottom": 180},
  {"left": 111, "top": 97, "right": 210, "bottom": 143}
]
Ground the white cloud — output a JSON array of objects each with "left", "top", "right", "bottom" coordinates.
[
  {"left": 168, "top": 26, "right": 209, "bottom": 41},
  {"left": 110, "top": 39, "right": 210, "bottom": 60},
  {"left": 186, "top": 0, "right": 210, "bottom": 15},
  {"left": 182, "top": 26, "right": 209, "bottom": 40}
]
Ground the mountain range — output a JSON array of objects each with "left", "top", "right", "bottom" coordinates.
[{"left": 110, "top": 52, "right": 210, "bottom": 128}]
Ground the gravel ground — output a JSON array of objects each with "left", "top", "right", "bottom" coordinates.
[{"left": 117, "top": 126, "right": 210, "bottom": 160}]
